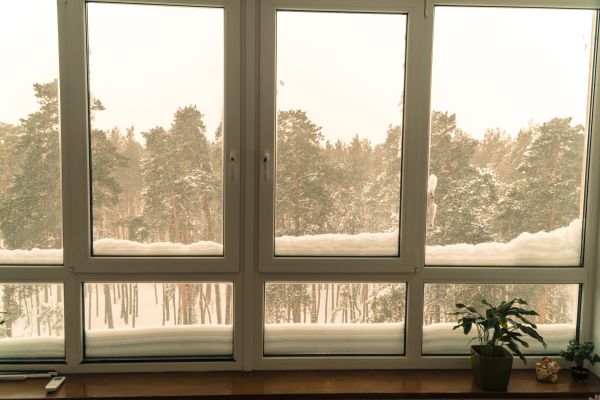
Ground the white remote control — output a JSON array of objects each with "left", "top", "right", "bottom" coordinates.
[{"left": 45, "top": 376, "right": 66, "bottom": 392}]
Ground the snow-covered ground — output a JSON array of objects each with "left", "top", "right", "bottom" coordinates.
[
  {"left": 264, "top": 323, "right": 404, "bottom": 355},
  {"left": 0, "top": 322, "right": 575, "bottom": 358},
  {"left": 93, "top": 239, "right": 223, "bottom": 256},
  {"left": 85, "top": 325, "right": 233, "bottom": 358},
  {"left": 426, "top": 219, "right": 582, "bottom": 266},
  {"left": 421, "top": 323, "right": 576, "bottom": 355},
  {"left": 0, "top": 247, "right": 62, "bottom": 264},
  {"left": 275, "top": 231, "right": 399, "bottom": 256},
  {"left": 0, "top": 219, "right": 581, "bottom": 264}
]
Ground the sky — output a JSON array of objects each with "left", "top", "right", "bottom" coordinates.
[{"left": 0, "top": 2, "right": 595, "bottom": 144}]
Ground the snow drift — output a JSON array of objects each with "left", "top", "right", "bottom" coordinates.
[
  {"left": 275, "top": 231, "right": 399, "bottom": 256},
  {"left": 421, "top": 323, "right": 575, "bottom": 355},
  {"left": 0, "top": 336, "right": 64, "bottom": 358},
  {"left": 425, "top": 219, "right": 582, "bottom": 266},
  {"left": 264, "top": 323, "right": 404, "bottom": 355},
  {"left": 85, "top": 325, "right": 233, "bottom": 358},
  {"left": 0, "top": 322, "right": 575, "bottom": 358},
  {"left": 1, "top": 219, "right": 581, "bottom": 264},
  {"left": 0, "top": 248, "right": 62, "bottom": 264},
  {"left": 93, "top": 239, "right": 223, "bottom": 256}
]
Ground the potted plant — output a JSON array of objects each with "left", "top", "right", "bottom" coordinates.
[
  {"left": 560, "top": 339, "right": 600, "bottom": 383},
  {"left": 452, "top": 299, "right": 547, "bottom": 390}
]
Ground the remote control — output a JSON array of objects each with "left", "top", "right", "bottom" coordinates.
[{"left": 45, "top": 376, "right": 66, "bottom": 393}]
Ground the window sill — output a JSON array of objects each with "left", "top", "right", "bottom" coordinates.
[{"left": 1, "top": 369, "right": 599, "bottom": 399}]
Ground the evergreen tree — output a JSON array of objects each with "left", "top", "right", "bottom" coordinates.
[
  {"left": 495, "top": 118, "right": 585, "bottom": 240},
  {"left": 428, "top": 111, "right": 499, "bottom": 245},
  {"left": 0, "top": 81, "right": 62, "bottom": 250},
  {"left": 275, "top": 110, "right": 329, "bottom": 236}
]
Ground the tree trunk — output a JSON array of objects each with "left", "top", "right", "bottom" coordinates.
[
  {"left": 215, "top": 284, "right": 222, "bottom": 324},
  {"left": 103, "top": 284, "right": 114, "bottom": 329},
  {"left": 225, "top": 284, "right": 232, "bottom": 324},
  {"left": 171, "top": 193, "right": 181, "bottom": 242}
]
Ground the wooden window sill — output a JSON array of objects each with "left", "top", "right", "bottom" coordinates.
[{"left": 1, "top": 370, "right": 599, "bottom": 399}]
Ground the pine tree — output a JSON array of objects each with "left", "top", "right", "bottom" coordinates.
[
  {"left": 275, "top": 110, "right": 328, "bottom": 236},
  {"left": 495, "top": 118, "right": 585, "bottom": 241},
  {"left": 0, "top": 81, "right": 62, "bottom": 250},
  {"left": 428, "top": 111, "right": 498, "bottom": 245}
]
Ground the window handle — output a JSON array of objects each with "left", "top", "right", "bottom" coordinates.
[
  {"left": 229, "top": 151, "right": 236, "bottom": 182},
  {"left": 263, "top": 151, "right": 270, "bottom": 182}
]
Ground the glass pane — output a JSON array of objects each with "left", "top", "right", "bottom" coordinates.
[
  {"left": 275, "top": 12, "right": 406, "bottom": 256},
  {"left": 87, "top": 4, "right": 224, "bottom": 256},
  {"left": 422, "top": 283, "right": 579, "bottom": 355},
  {"left": 0, "top": 1, "right": 62, "bottom": 264},
  {"left": 84, "top": 282, "right": 233, "bottom": 358},
  {"left": 426, "top": 7, "right": 594, "bottom": 266},
  {"left": 0, "top": 283, "right": 64, "bottom": 359},
  {"left": 264, "top": 282, "right": 406, "bottom": 355}
]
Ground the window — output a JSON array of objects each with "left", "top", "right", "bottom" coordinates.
[
  {"left": 0, "top": 0, "right": 62, "bottom": 265},
  {"left": 84, "top": 282, "right": 233, "bottom": 359},
  {"left": 422, "top": 283, "right": 579, "bottom": 355},
  {"left": 87, "top": 3, "right": 225, "bottom": 257},
  {"left": 273, "top": 11, "right": 406, "bottom": 257},
  {"left": 264, "top": 282, "right": 406, "bottom": 356},
  {"left": 426, "top": 7, "right": 595, "bottom": 266},
  {"left": 1, "top": 0, "right": 598, "bottom": 373},
  {"left": 0, "top": 284, "right": 64, "bottom": 360}
]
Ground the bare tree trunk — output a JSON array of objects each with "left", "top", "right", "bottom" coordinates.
[
  {"left": 95, "top": 284, "right": 99, "bottom": 317},
  {"left": 324, "top": 284, "right": 329, "bottom": 324},
  {"left": 88, "top": 285, "right": 92, "bottom": 330},
  {"left": 103, "top": 284, "right": 114, "bottom": 329},
  {"left": 538, "top": 284, "right": 551, "bottom": 324},
  {"left": 199, "top": 285, "right": 206, "bottom": 324},
  {"left": 215, "top": 284, "right": 222, "bottom": 324},
  {"left": 310, "top": 284, "right": 317, "bottom": 323},
  {"left": 35, "top": 287, "right": 41, "bottom": 336},
  {"left": 205, "top": 284, "right": 213, "bottom": 324},
  {"left": 225, "top": 285, "right": 232, "bottom": 324}
]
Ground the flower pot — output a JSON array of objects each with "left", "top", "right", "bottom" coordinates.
[
  {"left": 470, "top": 345, "right": 514, "bottom": 390},
  {"left": 570, "top": 367, "right": 590, "bottom": 383}
]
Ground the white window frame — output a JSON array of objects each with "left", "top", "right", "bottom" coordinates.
[
  {"left": 0, "top": 0, "right": 598, "bottom": 374},
  {"left": 68, "top": 0, "right": 242, "bottom": 274},
  {"left": 257, "top": 0, "right": 427, "bottom": 273}
]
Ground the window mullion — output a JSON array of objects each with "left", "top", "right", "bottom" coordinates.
[{"left": 58, "top": 0, "right": 88, "bottom": 368}]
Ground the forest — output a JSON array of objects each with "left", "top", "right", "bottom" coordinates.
[{"left": 0, "top": 79, "right": 584, "bottom": 339}]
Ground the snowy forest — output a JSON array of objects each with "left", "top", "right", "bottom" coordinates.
[{"left": 0, "top": 80, "right": 584, "bottom": 355}]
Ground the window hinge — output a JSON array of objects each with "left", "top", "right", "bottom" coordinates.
[{"left": 425, "top": 0, "right": 430, "bottom": 17}]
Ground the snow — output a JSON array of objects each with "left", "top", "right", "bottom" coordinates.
[
  {"left": 422, "top": 323, "right": 576, "bottom": 355},
  {"left": 0, "top": 322, "right": 575, "bottom": 358},
  {"left": 426, "top": 219, "right": 582, "bottom": 266},
  {"left": 93, "top": 239, "right": 223, "bottom": 256},
  {"left": 85, "top": 325, "right": 233, "bottom": 358},
  {"left": 264, "top": 323, "right": 404, "bottom": 355},
  {"left": 0, "top": 336, "right": 64, "bottom": 359},
  {"left": 0, "top": 248, "right": 62, "bottom": 264},
  {"left": 0, "top": 219, "right": 581, "bottom": 263},
  {"left": 275, "top": 231, "right": 399, "bottom": 256}
]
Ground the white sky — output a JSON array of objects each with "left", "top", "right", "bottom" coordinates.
[{"left": 0, "top": 3, "right": 595, "bottom": 144}]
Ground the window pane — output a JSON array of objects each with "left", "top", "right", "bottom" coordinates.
[
  {"left": 426, "top": 7, "right": 594, "bottom": 266},
  {"left": 0, "top": 283, "right": 64, "bottom": 360},
  {"left": 422, "top": 283, "right": 578, "bottom": 355},
  {"left": 264, "top": 282, "right": 406, "bottom": 355},
  {"left": 84, "top": 282, "right": 233, "bottom": 359},
  {"left": 0, "top": 2, "right": 62, "bottom": 264},
  {"left": 87, "top": 4, "right": 224, "bottom": 256},
  {"left": 275, "top": 12, "right": 406, "bottom": 256}
]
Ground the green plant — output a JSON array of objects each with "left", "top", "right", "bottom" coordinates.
[
  {"left": 560, "top": 339, "right": 600, "bottom": 369},
  {"left": 452, "top": 298, "right": 547, "bottom": 363}
]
